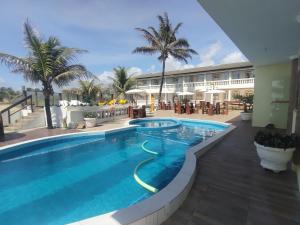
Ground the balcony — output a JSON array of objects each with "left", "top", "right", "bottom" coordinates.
[{"left": 137, "top": 78, "right": 254, "bottom": 93}]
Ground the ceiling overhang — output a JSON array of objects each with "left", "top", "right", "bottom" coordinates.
[{"left": 197, "top": 0, "right": 300, "bottom": 66}]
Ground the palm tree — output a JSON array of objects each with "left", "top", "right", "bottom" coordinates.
[
  {"left": 110, "top": 66, "right": 135, "bottom": 98},
  {"left": 78, "top": 79, "right": 101, "bottom": 104},
  {"left": 133, "top": 12, "right": 197, "bottom": 105},
  {"left": 0, "top": 20, "right": 89, "bottom": 128}
]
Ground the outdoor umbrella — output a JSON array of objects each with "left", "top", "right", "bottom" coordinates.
[
  {"left": 125, "top": 89, "right": 147, "bottom": 94},
  {"left": 204, "top": 89, "right": 225, "bottom": 103},
  {"left": 125, "top": 89, "right": 148, "bottom": 105}
]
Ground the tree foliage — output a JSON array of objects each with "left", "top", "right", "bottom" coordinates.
[
  {"left": 0, "top": 20, "right": 90, "bottom": 128},
  {"left": 133, "top": 12, "right": 197, "bottom": 104}
]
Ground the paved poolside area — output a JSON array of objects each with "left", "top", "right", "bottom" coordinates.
[
  {"left": 0, "top": 110, "right": 240, "bottom": 147},
  {"left": 153, "top": 109, "right": 242, "bottom": 123}
]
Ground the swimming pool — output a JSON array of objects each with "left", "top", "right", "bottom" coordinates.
[{"left": 0, "top": 119, "right": 232, "bottom": 225}]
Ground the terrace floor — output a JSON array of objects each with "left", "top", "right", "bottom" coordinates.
[{"left": 163, "top": 117, "right": 300, "bottom": 225}]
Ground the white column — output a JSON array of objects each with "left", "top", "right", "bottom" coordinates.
[
  {"left": 204, "top": 74, "right": 207, "bottom": 91},
  {"left": 228, "top": 90, "right": 232, "bottom": 101}
]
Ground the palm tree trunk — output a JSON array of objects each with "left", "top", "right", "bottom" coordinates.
[
  {"left": 158, "top": 58, "right": 166, "bottom": 108},
  {"left": 44, "top": 95, "right": 53, "bottom": 129}
]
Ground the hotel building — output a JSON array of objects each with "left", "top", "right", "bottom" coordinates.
[{"left": 135, "top": 62, "right": 254, "bottom": 105}]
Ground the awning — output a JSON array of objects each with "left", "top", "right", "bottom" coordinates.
[{"left": 176, "top": 91, "right": 194, "bottom": 96}]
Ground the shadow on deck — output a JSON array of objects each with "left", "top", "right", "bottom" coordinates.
[{"left": 163, "top": 117, "right": 300, "bottom": 225}]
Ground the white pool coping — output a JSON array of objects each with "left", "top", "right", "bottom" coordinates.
[{"left": 0, "top": 118, "right": 235, "bottom": 225}]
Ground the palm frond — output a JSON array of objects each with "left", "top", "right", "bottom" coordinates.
[
  {"left": 173, "top": 22, "right": 183, "bottom": 35},
  {"left": 148, "top": 26, "right": 160, "bottom": 40},
  {"left": 169, "top": 38, "right": 190, "bottom": 48},
  {"left": 135, "top": 27, "right": 160, "bottom": 46},
  {"left": 0, "top": 53, "right": 30, "bottom": 70},
  {"left": 169, "top": 52, "right": 189, "bottom": 63},
  {"left": 53, "top": 64, "right": 89, "bottom": 87},
  {"left": 132, "top": 46, "right": 158, "bottom": 55}
]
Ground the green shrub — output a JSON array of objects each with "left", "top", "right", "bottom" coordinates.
[
  {"left": 83, "top": 112, "right": 97, "bottom": 118},
  {"left": 254, "top": 125, "right": 297, "bottom": 149}
]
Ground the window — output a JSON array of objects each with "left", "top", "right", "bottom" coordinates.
[
  {"left": 184, "top": 76, "right": 194, "bottom": 82},
  {"left": 166, "top": 77, "right": 177, "bottom": 84},
  {"left": 245, "top": 71, "right": 254, "bottom": 78},
  {"left": 138, "top": 80, "right": 148, "bottom": 86},
  {"left": 151, "top": 79, "right": 159, "bottom": 85},
  {"left": 206, "top": 74, "right": 213, "bottom": 81},
  {"left": 196, "top": 74, "right": 205, "bottom": 82},
  {"left": 231, "top": 71, "right": 240, "bottom": 79}
]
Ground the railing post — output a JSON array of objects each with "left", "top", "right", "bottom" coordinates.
[
  {"left": 8, "top": 109, "right": 10, "bottom": 124},
  {"left": 0, "top": 113, "right": 4, "bottom": 140},
  {"left": 23, "top": 90, "right": 27, "bottom": 105},
  {"left": 35, "top": 90, "right": 38, "bottom": 107},
  {"left": 30, "top": 95, "right": 33, "bottom": 112}
]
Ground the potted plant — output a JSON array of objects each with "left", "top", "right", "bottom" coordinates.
[
  {"left": 83, "top": 112, "right": 97, "bottom": 128},
  {"left": 254, "top": 125, "right": 297, "bottom": 172},
  {"left": 234, "top": 94, "right": 254, "bottom": 120}
]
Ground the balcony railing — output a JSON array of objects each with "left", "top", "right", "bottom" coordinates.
[{"left": 137, "top": 78, "right": 254, "bottom": 92}]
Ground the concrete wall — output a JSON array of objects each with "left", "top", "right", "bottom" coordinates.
[{"left": 252, "top": 63, "right": 291, "bottom": 129}]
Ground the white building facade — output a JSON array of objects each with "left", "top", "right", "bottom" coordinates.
[{"left": 135, "top": 62, "right": 254, "bottom": 105}]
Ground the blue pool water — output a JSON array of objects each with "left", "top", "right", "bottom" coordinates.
[
  {"left": 129, "top": 118, "right": 179, "bottom": 128},
  {"left": 0, "top": 119, "right": 228, "bottom": 225}
]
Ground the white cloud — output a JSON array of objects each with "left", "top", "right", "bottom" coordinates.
[
  {"left": 128, "top": 67, "right": 143, "bottom": 76},
  {"left": 97, "top": 71, "right": 115, "bottom": 84},
  {"left": 165, "top": 56, "right": 194, "bottom": 71},
  {"left": 198, "top": 41, "right": 222, "bottom": 67},
  {"left": 220, "top": 51, "right": 247, "bottom": 64},
  {"left": 147, "top": 65, "right": 157, "bottom": 73}
]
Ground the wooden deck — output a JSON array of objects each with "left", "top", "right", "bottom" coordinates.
[{"left": 163, "top": 118, "right": 300, "bottom": 225}]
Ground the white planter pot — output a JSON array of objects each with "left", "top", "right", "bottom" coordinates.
[
  {"left": 240, "top": 112, "right": 252, "bottom": 121},
  {"left": 254, "top": 142, "right": 295, "bottom": 172},
  {"left": 84, "top": 118, "right": 96, "bottom": 128}
]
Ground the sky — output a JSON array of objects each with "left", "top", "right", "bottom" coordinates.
[{"left": 0, "top": 0, "right": 247, "bottom": 90}]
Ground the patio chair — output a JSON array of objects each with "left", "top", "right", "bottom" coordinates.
[
  {"left": 177, "top": 103, "right": 182, "bottom": 114},
  {"left": 221, "top": 102, "right": 229, "bottom": 115},
  {"left": 186, "top": 102, "right": 191, "bottom": 114},
  {"left": 215, "top": 102, "right": 221, "bottom": 114},
  {"left": 174, "top": 103, "right": 178, "bottom": 113},
  {"left": 202, "top": 102, "right": 210, "bottom": 114}
]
